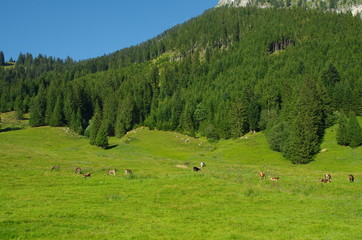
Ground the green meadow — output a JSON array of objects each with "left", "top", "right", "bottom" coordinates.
[{"left": 0, "top": 112, "right": 361, "bottom": 240}]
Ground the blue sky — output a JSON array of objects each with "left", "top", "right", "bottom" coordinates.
[{"left": 1, "top": 0, "right": 218, "bottom": 61}]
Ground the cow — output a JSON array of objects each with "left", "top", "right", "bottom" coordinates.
[
  {"left": 75, "top": 167, "right": 81, "bottom": 174},
  {"left": 83, "top": 173, "right": 91, "bottom": 178},
  {"left": 320, "top": 178, "right": 330, "bottom": 183},
  {"left": 325, "top": 174, "right": 332, "bottom": 181},
  {"left": 193, "top": 167, "right": 201, "bottom": 172},
  {"left": 51, "top": 166, "right": 60, "bottom": 171},
  {"left": 349, "top": 174, "right": 355, "bottom": 182},
  {"left": 125, "top": 169, "right": 132, "bottom": 175},
  {"left": 270, "top": 177, "right": 280, "bottom": 181},
  {"left": 108, "top": 169, "right": 116, "bottom": 176},
  {"left": 258, "top": 172, "right": 266, "bottom": 180},
  {"left": 200, "top": 162, "right": 206, "bottom": 169}
]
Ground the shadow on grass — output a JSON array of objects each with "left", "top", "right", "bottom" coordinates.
[
  {"left": 106, "top": 145, "right": 119, "bottom": 150},
  {"left": 0, "top": 127, "right": 23, "bottom": 133}
]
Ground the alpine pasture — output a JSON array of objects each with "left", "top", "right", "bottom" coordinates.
[{"left": 1, "top": 112, "right": 361, "bottom": 239}]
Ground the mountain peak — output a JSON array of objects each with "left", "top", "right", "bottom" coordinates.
[{"left": 216, "top": 0, "right": 362, "bottom": 17}]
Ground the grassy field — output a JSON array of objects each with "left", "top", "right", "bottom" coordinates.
[{"left": 0, "top": 112, "right": 361, "bottom": 239}]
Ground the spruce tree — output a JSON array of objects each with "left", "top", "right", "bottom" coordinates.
[
  {"left": 49, "top": 95, "right": 64, "bottom": 127},
  {"left": 336, "top": 113, "right": 349, "bottom": 146},
  {"left": 95, "top": 121, "right": 109, "bottom": 149},
  {"left": 347, "top": 114, "right": 362, "bottom": 148},
  {"left": 0, "top": 51, "right": 5, "bottom": 66},
  {"left": 90, "top": 103, "right": 102, "bottom": 145},
  {"left": 15, "top": 96, "right": 25, "bottom": 120},
  {"left": 115, "top": 97, "right": 133, "bottom": 138},
  {"left": 29, "top": 85, "right": 47, "bottom": 127},
  {"left": 285, "top": 113, "right": 320, "bottom": 164},
  {"left": 228, "top": 99, "right": 249, "bottom": 138}
]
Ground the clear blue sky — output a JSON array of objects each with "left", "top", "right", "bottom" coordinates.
[{"left": 1, "top": 0, "right": 219, "bottom": 61}]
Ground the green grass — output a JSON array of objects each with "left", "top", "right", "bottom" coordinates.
[{"left": 0, "top": 113, "right": 361, "bottom": 239}]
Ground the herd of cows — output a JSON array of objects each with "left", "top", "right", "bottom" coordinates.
[{"left": 51, "top": 162, "right": 356, "bottom": 183}]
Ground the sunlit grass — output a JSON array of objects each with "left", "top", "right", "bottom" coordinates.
[{"left": 0, "top": 113, "right": 361, "bottom": 239}]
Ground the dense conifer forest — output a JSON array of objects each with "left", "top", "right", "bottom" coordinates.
[{"left": 1, "top": 7, "right": 361, "bottom": 163}]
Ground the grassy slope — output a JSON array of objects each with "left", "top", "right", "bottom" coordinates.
[{"left": 0, "top": 113, "right": 361, "bottom": 240}]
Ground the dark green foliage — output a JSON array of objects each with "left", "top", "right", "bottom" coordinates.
[
  {"left": 229, "top": 99, "right": 249, "bottom": 138},
  {"left": 15, "top": 97, "right": 25, "bottom": 120},
  {"left": 348, "top": 115, "right": 362, "bottom": 148},
  {"left": 95, "top": 122, "right": 109, "bottom": 149},
  {"left": 115, "top": 97, "right": 134, "bottom": 138},
  {"left": 285, "top": 113, "right": 320, "bottom": 164},
  {"left": 337, "top": 112, "right": 362, "bottom": 148},
  {"left": 1, "top": 7, "right": 361, "bottom": 160},
  {"left": 336, "top": 113, "right": 350, "bottom": 146},
  {"left": 90, "top": 103, "right": 102, "bottom": 145},
  {"left": 29, "top": 85, "right": 47, "bottom": 127},
  {"left": 49, "top": 95, "right": 64, "bottom": 127},
  {"left": 283, "top": 78, "right": 328, "bottom": 163},
  {"left": 267, "top": 121, "right": 289, "bottom": 152},
  {"left": 0, "top": 51, "right": 5, "bottom": 66}
]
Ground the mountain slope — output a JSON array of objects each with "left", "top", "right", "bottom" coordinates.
[{"left": 1, "top": 7, "right": 361, "bottom": 163}]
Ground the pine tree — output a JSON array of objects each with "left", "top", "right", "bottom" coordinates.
[
  {"left": 29, "top": 85, "right": 47, "bottom": 127},
  {"left": 285, "top": 113, "right": 320, "bottom": 164},
  {"left": 49, "top": 95, "right": 64, "bottom": 127},
  {"left": 336, "top": 113, "right": 349, "bottom": 146},
  {"left": 15, "top": 96, "right": 25, "bottom": 120},
  {"left": 228, "top": 99, "right": 249, "bottom": 138},
  {"left": 0, "top": 51, "right": 5, "bottom": 66},
  {"left": 347, "top": 113, "right": 362, "bottom": 148},
  {"left": 115, "top": 97, "right": 133, "bottom": 138},
  {"left": 95, "top": 121, "right": 109, "bottom": 149},
  {"left": 284, "top": 78, "right": 327, "bottom": 164},
  {"left": 90, "top": 103, "right": 102, "bottom": 145}
]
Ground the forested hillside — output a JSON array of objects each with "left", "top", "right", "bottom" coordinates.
[{"left": 1, "top": 7, "right": 361, "bottom": 163}]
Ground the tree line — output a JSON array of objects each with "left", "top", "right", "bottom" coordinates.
[{"left": 1, "top": 7, "right": 361, "bottom": 159}]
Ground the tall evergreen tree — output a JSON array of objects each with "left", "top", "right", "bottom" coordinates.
[
  {"left": 0, "top": 51, "right": 5, "bottom": 66},
  {"left": 29, "top": 85, "right": 47, "bottom": 127},
  {"left": 90, "top": 103, "right": 102, "bottom": 145},
  {"left": 336, "top": 113, "right": 350, "bottom": 146},
  {"left": 285, "top": 113, "right": 320, "bottom": 164},
  {"left": 95, "top": 121, "right": 109, "bottom": 149},
  {"left": 347, "top": 113, "right": 362, "bottom": 148},
  {"left": 49, "top": 95, "right": 64, "bottom": 127},
  {"left": 115, "top": 97, "right": 134, "bottom": 138},
  {"left": 228, "top": 99, "right": 249, "bottom": 138}
]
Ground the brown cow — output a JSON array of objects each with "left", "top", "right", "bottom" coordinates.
[
  {"left": 270, "top": 177, "right": 280, "bottom": 181},
  {"left": 108, "top": 169, "right": 116, "bottom": 176},
  {"left": 259, "top": 172, "right": 266, "bottom": 180},
  {"left": 125, "top": 169, "right": 132, "bottom": 175},
  {"left": 75, "top": 167, "right": 81, "bottom": 174},
  {"left": 193, "top": 167, "right": 201, "bottom": 172},
  {"left": 349, "top": 174, "right": 355, "bottom": 182},
  {"left": 83, "top": 173, "right": 91, "bottom": 178}
]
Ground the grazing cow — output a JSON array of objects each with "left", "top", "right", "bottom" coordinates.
[
  {"left": 320, "top": 178, "right": 330, "bottom": 183},
  {"left": 258, "top": 172, "right": 266, "bottom": 180},
  {"left": 51, "top": 166, "right": 60, "bottom": 171},
  {"left": 193, "top": 167, "right": 201, "bottom": 172},
  {"left": 270, "top": 177, "right": 280, "bottom": 181},
  {"left": 325, "top": 174, "right": 332, "bottom": 181},
  {"left": 83, "top": 173, "right": 91, "bottom": 178},
  {"left": 349, "top": 174, "right": 355, "bottom": 182},
  {"left": 108, "top": 169, "right": 116, "bottom": 176},
  {"left": 75, "top": 167, "right": 81, "bottom": 174},
  {"left": 200, "top": 162, "right": 206, "bottom": 169},
  {"left": 125, "top": 169, "right": 132, "bottom": 175}
]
